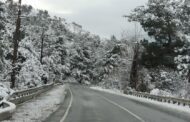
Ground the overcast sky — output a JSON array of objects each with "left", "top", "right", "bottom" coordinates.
[{"left": 19, "top": 0, "right": 148, "bottom": 38}]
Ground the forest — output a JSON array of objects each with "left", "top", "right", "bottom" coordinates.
[{"left": 0, "top": 0, "right": 190, "bottom": 100}]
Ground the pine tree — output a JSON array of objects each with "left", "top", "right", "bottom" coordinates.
[{"left": 127, "top": 0, "right": 184, "bottom": 68}]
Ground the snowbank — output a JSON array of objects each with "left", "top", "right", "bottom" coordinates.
[{"left": 91, "top": 86, "right": 122, "bottom": 95}]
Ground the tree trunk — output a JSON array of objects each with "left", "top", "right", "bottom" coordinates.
[
  {"left": 129, "top": 43, "right": 140, "bottom": 90},
  {"left": 166, "top": 15, "right": 172, "bottom": 46},
  {"left": 11, "top": 0, "right": 22, "bottom": 89},
  {"left": 168, "top": 32, "right": 172, "bottom": 46},
  {"left": 188, "top": 69, "right": 190, "bottom": 83},
  {"left": 40, "top": 30, "right": 44, "bottom": 64}
]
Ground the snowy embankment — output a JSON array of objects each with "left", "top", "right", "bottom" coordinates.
[
  {"left": 91, "top": 86, "right": 190, "bottom": 120},
  {"left": 2, "top": 85, "right": 66, "bottom": 122}
]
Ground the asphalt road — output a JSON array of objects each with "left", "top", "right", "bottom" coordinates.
[{"left": 50, "top": 84, "right": 189, "bottom": 122}]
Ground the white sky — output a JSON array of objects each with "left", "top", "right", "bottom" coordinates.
[{"left": 12, "top": 0, "right": 148, "bottom": 38}]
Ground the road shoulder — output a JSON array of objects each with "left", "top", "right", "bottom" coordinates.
[
  {"left": 44, "top": 85, "right": 72, "bottom": 122},
  {"left": 2, "top": 85, "right": 66, "bottom": 122}
]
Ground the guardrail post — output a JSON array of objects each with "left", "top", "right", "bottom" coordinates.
[
  {"left": 178, "top": 102, "right": 180, "bottom": 105},
  {"left": 124, "top": 90, "right": 190, "bottom": 109},
  {"left": 183, "top": 103, "right": 186, "bottom": 106},
  {"left": 173, "top": 101, "right": 176, "bottom": 104},
  {"left": 168, "top": 100, "right": 170, "bottom": 103}
]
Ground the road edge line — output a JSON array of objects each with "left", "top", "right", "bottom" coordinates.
[
  {"left": 60, "top": 85, "right": 73, "bottom": 122},
  {"left": 101, "top": 95, "right": 145, "bottom": 122}
]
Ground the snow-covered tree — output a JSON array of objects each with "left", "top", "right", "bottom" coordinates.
[{"left": 127, "top": 0, "right": 185, "bottom": 68}]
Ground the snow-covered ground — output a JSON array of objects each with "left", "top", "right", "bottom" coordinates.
[
  {"left": 3, "top": 85, "right": 66, "bottom": 122},
  {"left": 90, "top": 86, "right": 190, "bottom": 115}
]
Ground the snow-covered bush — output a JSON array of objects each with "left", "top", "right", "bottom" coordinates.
[
  {"left": 144, "top": 67, "right": 189, "bottom": 98},
  {"left": 0, "top": 83, "right": 14, "bottom": 99},
  {"left": 150, "top": 88, "right": 172, "bottom": 97}
]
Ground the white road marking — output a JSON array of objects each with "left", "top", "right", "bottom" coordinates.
[
  {"left": 60, "top": 86, "right": 73, "bottom": 122},
  {"left": 101, "top": 95, "right": 145, "bottom": 122}
]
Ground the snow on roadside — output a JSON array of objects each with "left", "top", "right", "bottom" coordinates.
[
  {"left": 150, "top": 88, "right": 172, "bottom": 97},
  {"left": 0, "top": 83, "right": 14, "bottom": 100},
  {"left": 3, "top": 85, "right": 66, "bottom": 122},
  {"left": 91, "top": 86, "right": 122, "bottom": 95},
  {"left": 90, "top": 86, "right": 190, "bottom": 114}
]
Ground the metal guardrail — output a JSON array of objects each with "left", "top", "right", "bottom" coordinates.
[
  {"left": 9, "top": 83, "right": 54, "bottom": 104},
  {"left": 0, "top": 100, "right": 16, "bottom": 121},
  {"left": 124, "top": 91, "right": 190, "bottom": 108},
  {"left": 0, "top": 83, "right": 55, "bottom": 121}
]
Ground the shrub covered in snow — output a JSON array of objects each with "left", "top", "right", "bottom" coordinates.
[
  {"left": 150, "top": 88, "right": 172, "bottom": 97},
  {"left": 0, "top": 83, "right": 14, "bottom": 99}
]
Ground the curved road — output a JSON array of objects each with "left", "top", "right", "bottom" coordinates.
[{"left": 46, "top": 84, "right": 189, "bottom": 122}]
